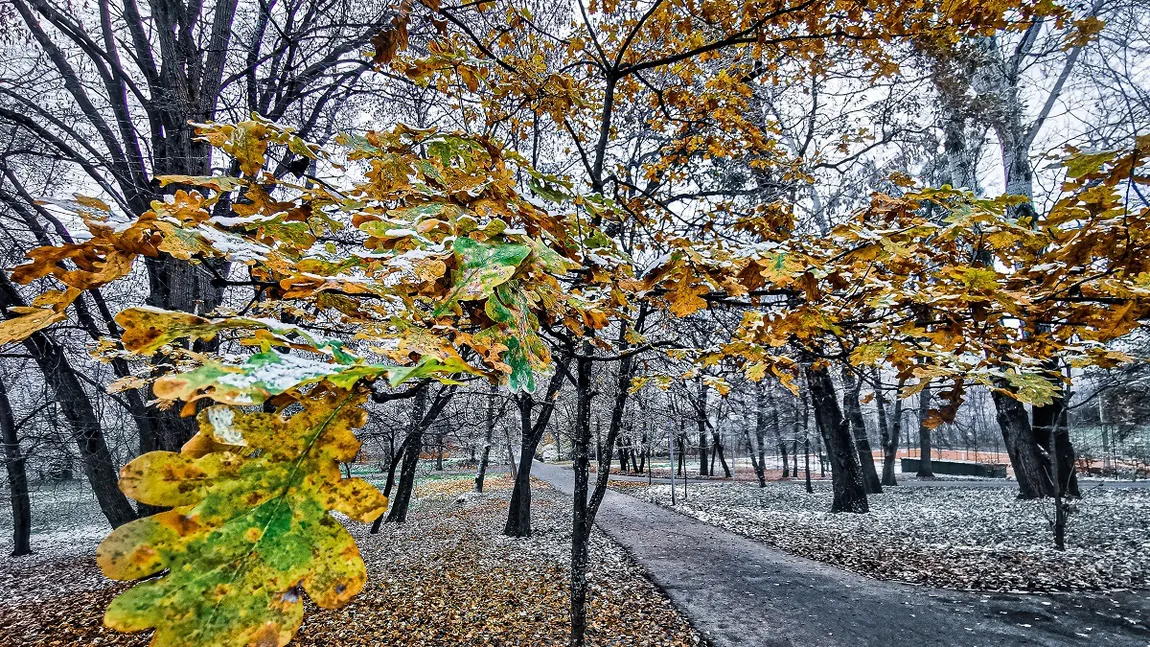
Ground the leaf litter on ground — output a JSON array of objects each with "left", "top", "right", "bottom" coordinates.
[{"left": 0, "top": 473, "right": 701, "bottom": 646}]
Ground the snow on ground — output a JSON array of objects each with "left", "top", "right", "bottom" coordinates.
[
  {"left": 610, "top": 480, "right": 1150, "bottom": 592},
  {"left": 0, "top": 473, "right": 701, "bottom": 647}
]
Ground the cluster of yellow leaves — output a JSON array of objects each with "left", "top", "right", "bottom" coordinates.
[{"left": 639, "top": 139, "right": 1150, "bottom": 414}]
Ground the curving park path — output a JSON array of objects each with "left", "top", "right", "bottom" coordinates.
[{"left": 531, "top": 462, "right": 1150, "bottom": 647}]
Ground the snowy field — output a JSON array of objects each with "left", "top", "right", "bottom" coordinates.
[
  {"left": 0, "top": 479, "right": 111, "bottom": 561},
  {"left": 611, "top": 480, "right": 1150, "bottom": 592}
]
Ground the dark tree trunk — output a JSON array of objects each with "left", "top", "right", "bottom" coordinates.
[
  {"left": 802, "top": 385, "right": 814, "bottom": 493},
  {"left": 1033, "top": 371, "right": 1080, "bottom": 499},
  {"left": 386, "top": 385, "right": 456, "bottom": 523},
  {"left": 875, "top": 371, "right": 904, "bottom": 487},
  {"left": 842, "top": 368, "right": 882, "bottom": 494},
  {"left": 770, "top": 393, "right": 788, "bottom": 478},
  {"left": 505, "top": 395, "right": 542, "bottom": 537},
  {"left": 1033, "top": 371, "right": 1079, "bottom": 499},
  {"left": 790, "top": 440, "right": 798, "bottom": 477},
  {"left": 371, "top": 433, "right": 410, "bottom": 533},
  {"left": 1052, "top": 407, "right": 1079, "bottom": 498},
  {"left": 475, "top": 383, "right": 497, "bottom": 493},
  {"left": 570, "top": 347, "right": 594, "bottom": 647},
  {"left": 386, "top": 389, "right": 426, "bottom": 524},
  {"left": 637, "top": 433, "right": 647, "bottom": 473},
  {"left": 806, "top": 364, "right": 868, "bottom": 513},
  {"left": 751, "top": 383, "right": 769, "bottom": 487},
  {"left": 0, "top": 380, "right": 33, "bottom": 556},
  {"left": 696, "top": 379, "right": 709, "bottom": 476},
  {"left": 1, "top": 275, "right": 135, "bottom": 528},
  {"left": 712, "top": 433, "right": 731, "bottom": 478},
  {"left": 991, "top": 382, "right": 1055, "bottom": 499},
  {"left": 505, "top": 357, "right": 571, "bottom": 537},
  {"left": 804, "top": 436, "right": 813, "bottom": 493},
  {"left": 570, "top": 305, "right": 644, "bottom": 646},
  {"left": 916, "top": 380, "right": 935, "bottom": 478}
]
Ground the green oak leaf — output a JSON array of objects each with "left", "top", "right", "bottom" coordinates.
[
  {"left": 96, "top": 392, "right": 386, "bottom": 647},
  {"left": 484, "top": 282, "right": 550, "bottom": 392},
  {"left": 434, "top": 237, "right": 530, "bottom": 316}
]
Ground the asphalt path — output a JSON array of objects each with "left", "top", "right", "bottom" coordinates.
[{"left": 531, "top": 461, "right": 1150, "bottom": 647}]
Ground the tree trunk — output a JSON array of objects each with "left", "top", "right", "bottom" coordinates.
[
  {"left": 506, "top": 429, "right": 518, "bottom": 481},
  {"left": 770, "top": 392, "right": 789, "bottom": 478},
  {"left": 371, "top": 433, "right": 409, "bottom": 533},
  {"left": 505, "top": 356, "right": 570, "bottom": 537},
  {"left": 505, "top": 395, "right": 542, "bottom": 537},
  {"left": 569, "top": 347, "right": 594, "bottom": 647},
  {"left": 435, "top": 432, "right": 444, "bottom": 470},
  {"left": 637, "top": 433, "right": 647, "bottom": 473},
  {"left": 751, "top": 383, "right": 769, "bottom": 487},
  {"left": 991, "top": 384, "right": 1055, "bottom": 499},
  {"left": 712, "top": 433, "right": 731, "bottom": 478},
  {"left": 386, "top": 388, "right": 427, "bottom": 524},
  {"left": 386, "top": 385, "right": 457, "bottom": 523},
  {"left": 1, "top": 275, "right": 136, "bottom": 528},
  {"left": 1033, "top": 372, "right": 1080, "bottom": 498},
  {"left": 806, "top": 364, "right": 868, "bottom": 513},
  {"left": 1053, "top": 406, "right": 1079, "bottom": 498},
  {"left": 696, "top": 379, "right": 709, "bottom": 476},
  {"left": 842, "top": 367, "right": 882, "bottom": 494},
  {"left": 144, "top": 256, "right": 227, "bottom": 452},
  {"left": 0, "top": 380, "right": 33, "bottom": 556},
  {"left": 475, "top": 383, "right": 497, "bottom": 493},
  {"left": 916, "top": 380, "right": 934, "bottom": 478},
  {"left": 802, "top": 384, "right": 814, "bottom": 493},
  {"left": 804, "top": 436, "right": 813, "bottom": 493},
  {"left": 875, "top": 371, "right": 904, "bottom": 487}
]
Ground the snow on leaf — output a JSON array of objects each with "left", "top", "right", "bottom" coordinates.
[{"left": 434, "top": 237, "right": 530, "bottom": 315}]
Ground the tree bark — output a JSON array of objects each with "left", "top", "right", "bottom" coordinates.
[
  {"left": 386, "top": 385, "right": 456, "bottom": 523},
  {"left": 505, "top": 394, "right": 542, "bottom": 536},
  {"left": 751, "top": 382, "right": 769, "bottom": 487},
  {"left": 0, "top": 380, "right": 33, "bottom": 556},
  {"left": 711, "top": 432, "right": 731, "bottom": 478},
  {"left": 806, "top": 364, "right": 868, "bottom": 513},
  {"left": 386, "top": 388, "right": 426, "bottom": 524},
  {"left": 505, "top": 356, "right": 571, "bottom": 537},
  {"left": 474, "top": 382, "right": 497, "bottom": 493},
  {"left": 370, "top": 433, "right": 410, "bottom": 533},
  {"left": 842, "top": 367, "right": 882, "bottom": 494},
  {"left": 991, "top": 383, "right": 1055, "bottom": 499},
  {"left": 875, "top": 370, "right": 904, "bottom": 487},
  {"left": 696, "top": 379, "right": 709, "bottom": 476},
  {"left": 770, "top": 391, "right": 789, "bottom": 478},
  {"left": 801, "top": 383, "right": 814, "bottom": 493},
  {"left": 569, "top": 346, "right": 594, "bottom": 647},
  {"left": 916, "top": 380, "right": 934, "bottom": 478},
  {"left": 1, "top": 277, "right": 135, "bottom": 528},
  {"left": 1033, "top": 371, "right": 1079, "bottom": 498}
]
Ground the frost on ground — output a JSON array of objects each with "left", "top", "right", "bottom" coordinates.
[
  {"left": 0, "top": 474, "right": 700, "bottom": 647},
  {"left": 611, "top": 480, "right": 1150, "bottom": 592}
]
